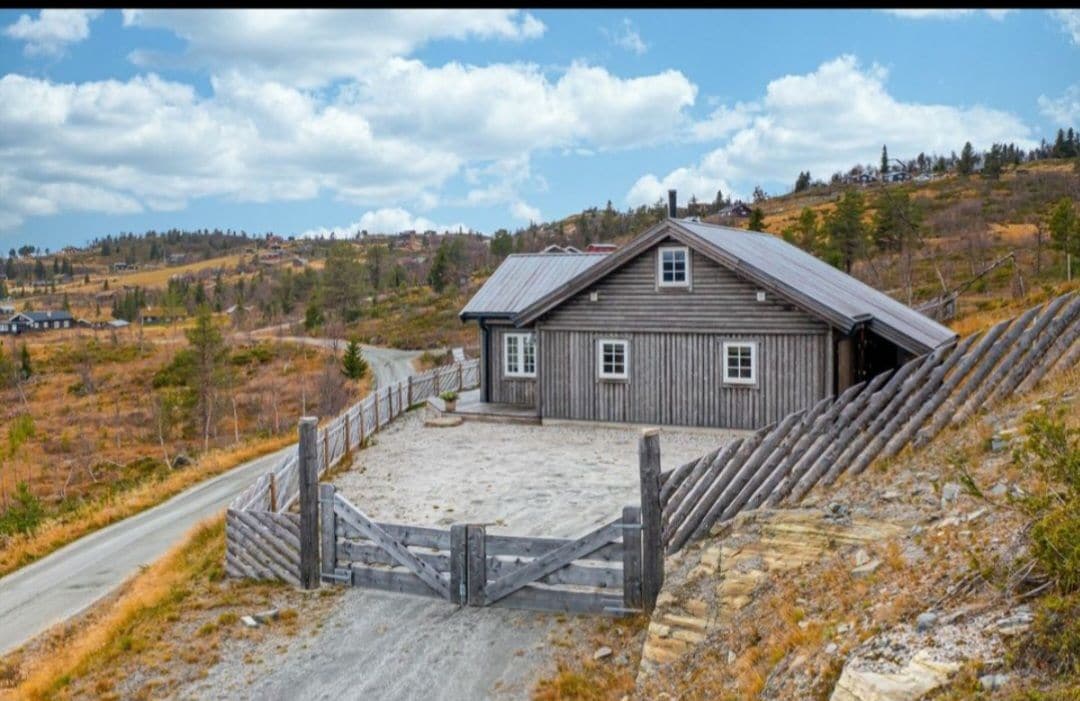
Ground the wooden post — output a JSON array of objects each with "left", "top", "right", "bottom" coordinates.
[
  {"left": 374, "top": 388, "right": 380, "bottom": 430},
  {"left": 344, "top": 413, "right": 351, "bottom": 453},
  {"left": 466, "top": 524, "right": 486, "bottom": 606},
  {"left": 639, "top": 428, "right": 663, "bottom": 612},
  {"left": 457, "top": 362, "right": 463, "bottom": 390},
  {"left": 398, "top": 382, "right": 404, "bottom": 416},
  {"left": 322, "top": 430, "right": 329, "bottom": 472},
  {"left": 358, "top": 404, "right": 366, "bottom": 446},
  {"left": 268, "top": 472, "right": 278, "bottom": 512},
  {"left": 434, "top": 368, "right": 440, "bottom": 395},
  {"left": 450, "top": 524, "right": 468, "bottom": 605},
  {"left": 320, "top": 483, "right": 336, "bottom": 580},
  {"left": 298, "top": 417, "right": 320, "bottom": 589},
  {"left": 407, "top": 376, "right": 413, "bottom": 406},
  {"left": 622, "top": 505, "right": 643, "bottom": 610}
]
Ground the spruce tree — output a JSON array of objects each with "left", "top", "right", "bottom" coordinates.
[{"left": 342, "top": 339, "right": 369, "bottom": 380}]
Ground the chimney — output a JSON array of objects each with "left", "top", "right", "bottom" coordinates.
[{"left": 668, "top": 189, "right": 677, "bottom": 218}]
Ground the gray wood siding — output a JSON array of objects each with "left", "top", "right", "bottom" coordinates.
[
  {"left": 538, "top": 330, "right": 828, "bottom": 430},
  {"left": 488, "top": 325, "right": 537, "bottom": 407},
  {"left": 539, "top": 236, "right": 827, "bottom": 335}
]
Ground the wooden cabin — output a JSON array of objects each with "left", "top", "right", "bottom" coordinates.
[{"left": 460, "top": 201, "right": 955, "bottom": 430}]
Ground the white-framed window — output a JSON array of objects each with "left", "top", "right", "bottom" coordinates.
[
  {"left": 657, "top": 246, "right": 690, "bottom": 287},
  {"left": 504, "top": 332, "right": 536, "bottom": 378},
  {"left": 597, "top": 339, "right": 629, "bottom": 380},
  {"left": 723, "top": 342, "right": 757, "bottom": 385}
]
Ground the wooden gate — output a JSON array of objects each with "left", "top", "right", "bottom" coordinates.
[{"left": 321, "top": 486, "right": 647, "bottom": 615}]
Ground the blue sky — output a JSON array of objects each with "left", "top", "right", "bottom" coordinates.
[{"left": 1, "top": 9, "right": 1078, "bottom": 252}]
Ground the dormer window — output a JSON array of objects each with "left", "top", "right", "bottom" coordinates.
[{"left": 658, "top": 246, "right": 690, "bottom": 287}]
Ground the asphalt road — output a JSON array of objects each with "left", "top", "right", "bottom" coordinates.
[
  {"left": 0, "top": 343, "right": 421, "bottom": 657},
  {"left": 272, "top": 337, "right": 422, "bottom": 389}
]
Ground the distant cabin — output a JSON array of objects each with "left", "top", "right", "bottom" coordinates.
[
  {"left": 7, "top": 310, "right": 74, "bottom": 333},
  {"left": 460, "top": 208, "right": 955, "bottom": 430}
]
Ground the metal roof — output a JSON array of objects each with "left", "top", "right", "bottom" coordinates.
[
  {"left": 460, "top": 253, "right": 608, "bottom": 320},
  {"left": 675, "top": 220, "right": 957, "bottom": 353},
  {"left": 511, "top": 219, "right": 956, "bottom": 355},
  {"left": 15, "top": 310, "right": 74, "bottom": 322}
]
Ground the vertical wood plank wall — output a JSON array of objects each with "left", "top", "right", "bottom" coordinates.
[
  {"left": 486, "top": 324, "right": 538, "bottom": 407},
  {"left": 539, "top": 330, "right": 828, "bottom": 430}
]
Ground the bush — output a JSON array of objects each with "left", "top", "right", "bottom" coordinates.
[
  {"left": 439, "top": 390, "right": 458, "bottom": 402},
  {"left": 0, "top": 482, "right": 45, "bottom": 536}
]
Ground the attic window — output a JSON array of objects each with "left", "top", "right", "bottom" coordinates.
[{"left": 658, "top": 246, "right": 690, "bottom": 287}]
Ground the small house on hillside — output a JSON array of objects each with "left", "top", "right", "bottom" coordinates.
[
  {"left": 9, "top": 310, "right": 74, "bottom": 333},
  {"left": 460, "top": 196, "right": 955, "bottom": 430}
]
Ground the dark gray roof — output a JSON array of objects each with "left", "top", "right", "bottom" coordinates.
[
  {"left": 513, "top": 219, "right": 956, "bottom": 354},
  {"left": 460, "top": 253, "right": 608, "bottom": 320},
  {"left": 675, "top": 220, "right": 956, "bottom": 353},
  {"left": 14, "top": 310, "right": 74, "bottom": 323}
]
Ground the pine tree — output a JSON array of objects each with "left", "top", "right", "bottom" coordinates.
[
  {"left": 1047, "top": 198, "right": 1080, "bottom": 273},
  {"left": 185, "top": 306, "right": 228, "bottom": 451},
  {"left": 748, "top": 208, "right": 766, "bottom": 232},
  {"left": 342, "top": 339, "right": 369, "bottom": 380},
  {"left": 824, "top": 190, "right": 868, "bottom": 273},
  {"left": 958, "top": 142, "right": 977, "bottom": 175},
  {"left": 19, "top": 344, "right": 32, "bottom": 379},
  {"left": 881, "top": 145, "right": 889, "bottom": 176}
]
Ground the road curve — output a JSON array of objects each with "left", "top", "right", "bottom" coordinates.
[
  {"left": 0, "top": 343, "right": 421, "bottom": 657},
  {"left": 271, "top": 337, "right": 422, "bottom": 389}
]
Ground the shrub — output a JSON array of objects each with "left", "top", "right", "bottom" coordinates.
[
  {"left": 0, "top": 482, "right": 45, "bottom": 536},
  {"left": 439, "top": 390, "right": 458, "bottom": 402}
]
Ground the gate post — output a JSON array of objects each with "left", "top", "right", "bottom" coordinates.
[
  {"left": 298, "top": 417, "right": 320, "bottom": 589},
  {"left": 466, "top": 524, "right": 486, "bottom": 606},
  {"left": 450, "top": 524, "right": 468, "bottom": 605},
  {"left": 622, "top": 505, "right": 643, "bottom": 610},
  {"left": 320, "top": 483, "right": 337, "bottom": 581},
  {"left": 639, "top": 428, "right": 663, "bottom": 612}
]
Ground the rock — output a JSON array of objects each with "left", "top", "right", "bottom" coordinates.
[
  {"left": 240, "top": 615, "right": 259, "bottom": 628},
  {"left": 853, "top": 549, "right": 871, "bottom": 567},
  {"left": 826, "top": 643, "right": 839, "bottom": 655},
  {"left": 830, "top": 649, "right": 961, "bottom": 701},
  {"left": 837, "top": 623, "right": 851, "bottom": 634},
  {"left": 727, "top": 650, "right": 737, "bottom": 664},
  {"left": 989, "top": 483, "right": 1008, "bottom": 498},
  {"left": 916, "top": 612, "right": 937, "bottom": 632},
  {"left": 424, "top": 416, "right": 464, "bottom": 428},
  {"left": 979, "top": 673, "right": 1009, "bottom": 691},
  {"left": 940, "top": 482, "right": 961, "bottom": 506},
  {"left": 593, "top": 646, "right": 613, "bottom": 661},
  {"left": 881, "top": 490, "right": 901, "bottom": 502},
  {"left": 253, "top": 608, "right": 279, "bottom": 624},
  {"left": 851, "top": 559, "right": 882, "bottom": 578},
  {"left": 988, "top": 608, "right": 1034, "bottom": 636},
  {"left": 171, "top": 453, "right": 193, "bottom": 469},
  {"left": 824, "top": 502, "right": 852, "bottom": 523},
  {"left": 615, "top": 653, "right": 629, "bottom": 666}
]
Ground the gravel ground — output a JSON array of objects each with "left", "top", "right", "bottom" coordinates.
[
  {"left": 191, "top": 412, "right": 737, "bottom": 701},
  {"left": 336, "top": 411, "right": 738, "bottom": 537}
]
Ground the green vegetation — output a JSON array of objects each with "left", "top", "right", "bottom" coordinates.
[{"left": 341, "top": 339, "right": 369, "bottom": 381}]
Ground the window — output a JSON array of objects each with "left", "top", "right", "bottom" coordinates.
[
  {"left": 658, "top": 246, "right": 690, "bottom": 287},
  {"left": 597, "top": 339, "right": 629, "bottom": 380},
  {"left": 723, "top": 342, "right": 757, "bottom": 385},
  {"left": 504, "top": 332, "right": 536, "bottom": 378}
]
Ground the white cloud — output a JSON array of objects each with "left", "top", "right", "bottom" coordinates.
[
  {"left": 121, "top": 9, "right": 545, "bottom": 88},
  {"left": 4, "top": 9, "right": 101, "bottom": 56},
  {"left": 1051, "top": 10, "right": 1080, "bottom": 45},
  {"left": 1039, "top": 84, "right": 1080, "bottom": 124},
  {"left": 627, "top": 55, "right": 1033, "bottom": 206},
  {"left": 510, "top": 200, "right": 541, "bottom": 223},
  {"left": 298, "top": 208, "right": 465, "bottom": 238},
  {"left": 883, "top": 9, "right": 1011, "bottom": 20},
  {"left": 605, "top": 18, "right": 648, "bottom": 55}
]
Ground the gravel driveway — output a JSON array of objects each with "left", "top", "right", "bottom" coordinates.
[{"left": 191, "top": 412, "right": 739, "bottom": 700}]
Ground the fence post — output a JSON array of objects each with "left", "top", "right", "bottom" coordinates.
[
  {"left": 320, "top": 483, "right": 337, "bottom": 581},
  {"left": 457, "top": 362, "right": 463, "bottom": 390},
  {"left": 434, "top": 369, "right": 440, "bottom": 395},
  {"left": 322, "top": 430, "right": 329, "bottom": 472},
  {"left": 466, "top": 524, "right": 486, "bottom": 606},
  {"left": 450, "top": 524, "right": 468, "bottom": 605},
  {"left": 269, "top": 472, "right": 278, "bottom": 513},
  {"left": 344, "top": 413, "right": 351, "bottom": 453},
  {"left": 622, "top": 505, "right": 643, "bottom": 610},
  {"left": 408, "top": 376, "right": 413, "bottom": 406},
  {"left": 398, "top": 382, "right": 404, "bottom": 415},
  {"left": 639, "top": 428, "right": 663, "bottom": 612},
  {"left": 374, "top": 388, "right": 380, "bottom": 429},
  {"left": 298, "top": 417, "right": 320, "bottom": 589}
]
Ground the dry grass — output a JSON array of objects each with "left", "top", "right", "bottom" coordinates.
[
  {"left": 99, "top": 254, "right": 242, "bottom": 288},
  {"left": 2, "top": 514, "right": 337, "bottom": 700},
  {"left": 532, "top": 614, "right": 648, "bottom": 701},
  {"left": 0, "top": 433, "right": 292, "bottom": 577}
]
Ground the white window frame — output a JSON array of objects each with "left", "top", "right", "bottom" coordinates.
[
  {"left": 597, "top": 338, "right": 629, "bottom": 380},
  {"left": 657, "top": 246, "right": 691, "bottom": 288},
  {"left": 722, "top": 341, "right": 758, "bottom": 386},
  {"left": 503, "top": 332, "right": 536, "bottom": 378}
]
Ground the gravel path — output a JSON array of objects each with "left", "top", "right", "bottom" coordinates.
[{"left": 192, "top": 412, "right": 738, "bottom": 700}]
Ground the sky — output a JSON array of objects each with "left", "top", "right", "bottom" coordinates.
[{"left": 0, "top": 8, "right": 1078, "bottom": 252}]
